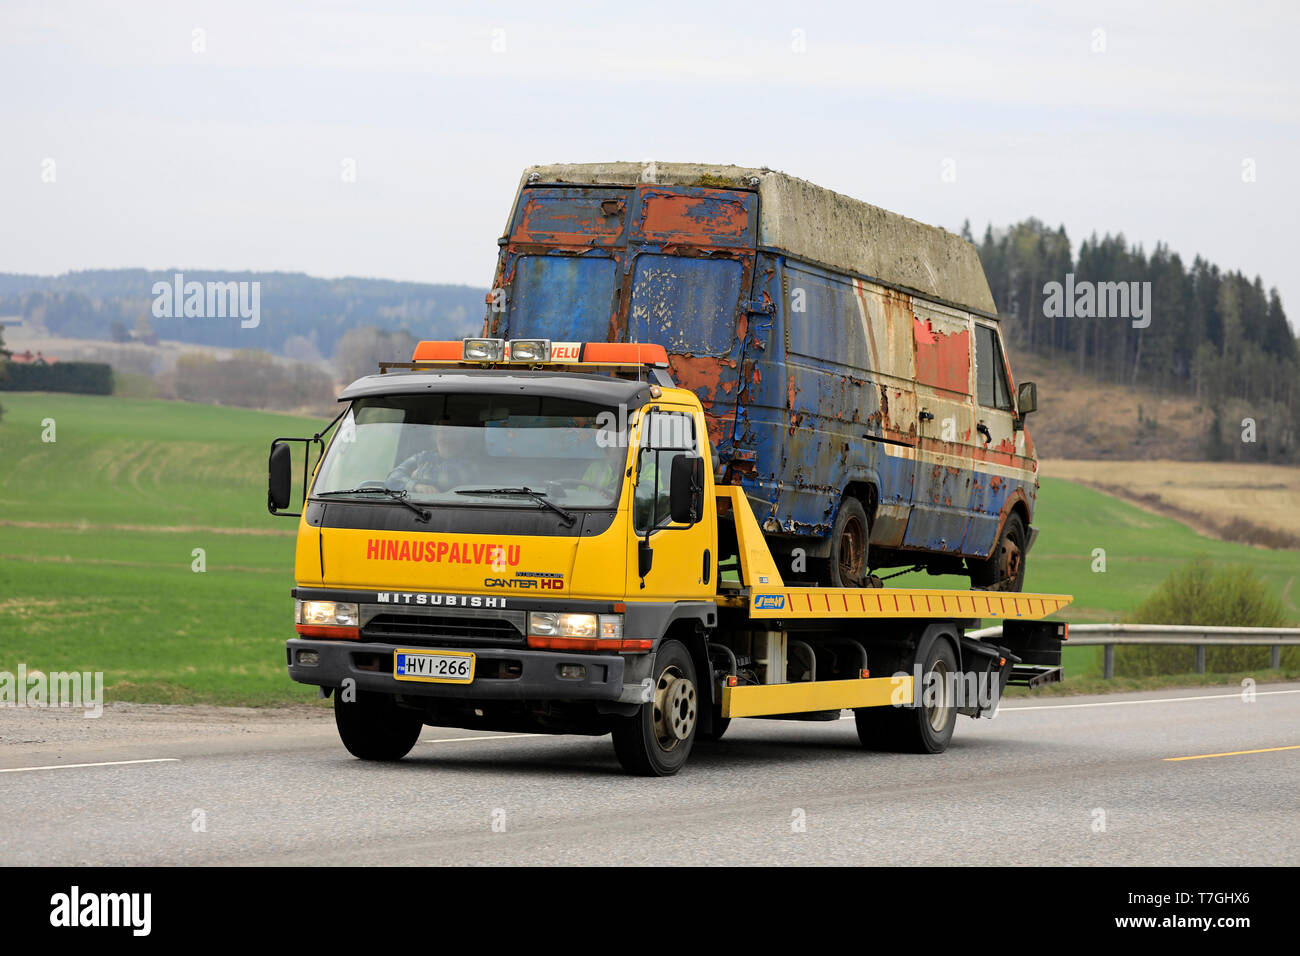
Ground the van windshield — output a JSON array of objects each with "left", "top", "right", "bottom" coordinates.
[{"left": 312, "top": 394, "right": 627, "bottom": 508}]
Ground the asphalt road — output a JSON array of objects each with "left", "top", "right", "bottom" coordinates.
[{"left": 2, "top": 683, "right": 1297, "bottom": 866}]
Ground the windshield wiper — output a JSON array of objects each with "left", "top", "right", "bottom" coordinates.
[
  {"left": 456, "top": 487, "right": 576, "bottom": 527},
  {"left": 315, "top": 487, "right": 430, "bottom": 522}
]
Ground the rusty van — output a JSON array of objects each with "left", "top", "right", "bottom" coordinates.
[{"left": 481, "top": 163, "right": 1039, "bottom": 590}]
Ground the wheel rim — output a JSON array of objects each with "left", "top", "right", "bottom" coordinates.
[
  {"left": 652, "top": 665, "right": 697, "bottom": 752},
  {"left": 997, "top": 529, "right": 1023, "bottom": 588},
  {"left": 838, "top": 514, "right": 866, "bottom": 583},
  {"left": 926, "top": 659, "right": 953, "bottom": 733}
]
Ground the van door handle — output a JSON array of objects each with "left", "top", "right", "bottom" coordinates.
[
  {"left": 919, "top": 410, "right": 935, "bottom": 422},
  {"left": 976, "top": 423, "right": 992, "bottom": 442}
]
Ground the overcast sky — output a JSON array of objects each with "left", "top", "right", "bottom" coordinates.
[{"left": 2, "top": 0, "right": 1297, "bottom": 325}]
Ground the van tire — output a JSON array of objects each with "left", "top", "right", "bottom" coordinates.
[
  {"left": 334, "top": 690, "right": 424, "bottom": 761},
  {"left": 969, "top": 512, "right": 1027, "bottom": 592},
  {"left": 825, "top": 497, "right": 869, "bottom": 588}
]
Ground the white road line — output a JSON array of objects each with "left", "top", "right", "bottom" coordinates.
[
  {"left": 422, "top": 733, "right": 545, "bottom": 744},
  {"left": 0, "top": 757, "right": 179, "bottom": 774},
  {"left": 837, "top": 687, "right": 1300, "bottom": 718},
  {"left": 995, "top": 689, "right": 1300, "bottom": 712}
]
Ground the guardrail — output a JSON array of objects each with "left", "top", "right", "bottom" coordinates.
[{"left": 967, "top": 623, "right": 1300, "bottom": 679}]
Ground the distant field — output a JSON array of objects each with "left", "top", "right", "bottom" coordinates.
[
  {"left": 1042, "top": 458, "right": 1300, "bottom": 543},
  {"left": 0, "top": 392, "right": 318, "bottom": 705},
  {"left": 1, "top": 392, "right": 1297, "bottom": 704}
]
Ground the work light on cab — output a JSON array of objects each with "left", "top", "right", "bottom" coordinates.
[
  {"left": 462, "top": 337, "right": 505, "bottom": 361},
  {"left": 506, "top": 338, "right": 550, "bottom": 362}
]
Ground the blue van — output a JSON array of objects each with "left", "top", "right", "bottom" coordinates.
[{"left": 483, "top": 163, "right": 1040, "bottom": 590}]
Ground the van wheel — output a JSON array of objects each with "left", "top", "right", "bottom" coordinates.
[
  {"left": 825, "top": 497, "right": 869, "bottom": 588},
  {"left": 611, "top": 640, "right": 698, "bottom": 776},
  {"left": 334, "top": 689, "right": 424, "bottom": 761},
  {"left": 968, "top": 512, "right": 1026, "bottom": 592},
  {"left": 854, "top": 637, "right": 958, "bottom": 754}
]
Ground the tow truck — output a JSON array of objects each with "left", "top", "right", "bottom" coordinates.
[{"left": 268, "top": 339, "right": 1071, "bottom": 776}]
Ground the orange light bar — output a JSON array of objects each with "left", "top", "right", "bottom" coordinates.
[
  {"left": 295, "top": 624, "right": 361, "bottom": 640},
  {"left": 411, "top": 340, "right": 463, "bottom": 362},
  {"left": 580, "top": 342, "right": 669, "bottom": 367},
  {"left": 527, "top": 636, "right": 652, "bottom": 653}
]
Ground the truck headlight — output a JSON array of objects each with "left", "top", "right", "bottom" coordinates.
[
  {"left": 296, "top": 600, "right": 359, "bottom": 627},
  {"left": 528, "top": 612, "right": 623, "bottom": 639}
]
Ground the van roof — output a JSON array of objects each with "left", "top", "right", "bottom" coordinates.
[{"left": 514, "top": 162, "right": 998, "bottom": 318}]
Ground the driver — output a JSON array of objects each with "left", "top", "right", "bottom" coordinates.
[{"left": 388, "top": 422, "right": 477, "bottom": 494}]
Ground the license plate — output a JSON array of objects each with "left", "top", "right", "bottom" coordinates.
[{"left": 393, "top": 649, "right": 475, "bottom": 684}]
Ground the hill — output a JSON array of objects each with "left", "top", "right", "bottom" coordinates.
[{"left": 0, "top": 269, "right": 485, "bottom": 358}]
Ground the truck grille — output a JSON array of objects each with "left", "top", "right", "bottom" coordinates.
[{"left": 361, "top": 610, "right": 526, "bottom": 647}]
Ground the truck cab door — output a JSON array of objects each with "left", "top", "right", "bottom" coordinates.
[{"left": 625, "top": 405, "right": 717, "bottom": 601}]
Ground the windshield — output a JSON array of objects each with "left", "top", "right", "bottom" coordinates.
[{"left": 312, "top": 393, "right": 628, "bottom": 508}]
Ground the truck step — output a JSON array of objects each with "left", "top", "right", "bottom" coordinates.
[{"left": 1006, "top": 664, "right": 1063, "bottom": 688}]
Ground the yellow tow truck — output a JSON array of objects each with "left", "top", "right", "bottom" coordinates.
[{"left": 268, "top": 338, "right": 1070, "bottom": 775}]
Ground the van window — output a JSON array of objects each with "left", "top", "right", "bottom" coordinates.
[
  {"left": 510, "top": 255, "right": 617, "bottom": 342},
  {"left": 974, "top": 324, "right": 1012, "bottom": 410},
  {"left": 786, "top": 270, "right": 867, "bottom": 366},
  {"left": 629, "top": 256, "right": 742, "bottom": 357}
]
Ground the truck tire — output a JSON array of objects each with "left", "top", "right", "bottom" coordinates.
[
  {"left": 611, "top": 640, "right": 698, "bottom": 776},
  {"left": 825, "top": 497, "right": 869, "bottom": 588},
  {"left": 968, "top": 512, "right": 1027, "bottom": 591},
  {"left": 854, "top": 637, "right": 958, "bottom": 754},
  {"left": 334, "top": 689, "right": 424, "bottom": 761}
]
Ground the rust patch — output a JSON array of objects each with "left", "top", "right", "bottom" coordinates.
[
  {"left": 913, "top": 317, "right": 970, "bottom": 393},
  {"left": 639, "top": 192, "right": 749, "bottom": 240}
]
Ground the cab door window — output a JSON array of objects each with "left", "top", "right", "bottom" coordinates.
[
  {"left": 974, "top": 324, "right": 1012, "bottom": 410},
  {"left": 634, "top": 409, "right": 697, "bottom": 534}
]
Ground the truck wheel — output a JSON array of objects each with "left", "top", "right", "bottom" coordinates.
[
  {"left": 334, "top": 689, "right": 424, "bottom": 761},
  {"left": 854, "top": 637, "right": 958, "bottom": 754},
  {"left": 968, "top": 512, "right": 1026, "bottom": 591},
  {"left": 825, "top": 497, "right": 869, "bottom": 588},
  {"left": 611, "top": 640, "right": 698, "bottom": 776}
]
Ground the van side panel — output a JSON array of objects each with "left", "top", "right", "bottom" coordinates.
[{"left": 730, "top": 260, "right": 919, "bottom": 544}]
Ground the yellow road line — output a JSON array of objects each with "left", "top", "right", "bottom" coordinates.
[{"left": 1164, "top": 745, "right": 1300, "bottom": 762}]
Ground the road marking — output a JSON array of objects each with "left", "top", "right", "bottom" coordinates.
[
  {"left": 422, "top": 734, "right": 544, "bottom": 744},
  {"left": 1164, "top": 745, "right": 1300, "bottom": 762},
  {"left": 993, "top": 689, "right": 1300, "bottom": 712},
  {"left": 0, "top": 757, "right": 179, "bottom": 774},
  {"left": 837, "top": 688, "right": 1300, "bottom": 718}
]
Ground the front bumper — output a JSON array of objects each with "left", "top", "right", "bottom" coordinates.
[{"left": 286, "top": 638, "right": 626, "bottom": 701}]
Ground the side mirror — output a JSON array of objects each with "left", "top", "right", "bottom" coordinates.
[
  {"left": 669, "top": 454, "right": 705, "bottom": 525},
  {"left": 1017, "top": 381, "right": 1038, "bottom": 417},
  {"left": 268, "top": 442, "right": 293, "bottom": 513}
]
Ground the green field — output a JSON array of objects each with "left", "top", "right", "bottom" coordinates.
[{"left": 1, "top": 392, "right": 1296, "bottom": 705}]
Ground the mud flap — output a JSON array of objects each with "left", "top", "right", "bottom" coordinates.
[{"left": 957, "top": 636, "right": 1010, "bottom": 718}]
